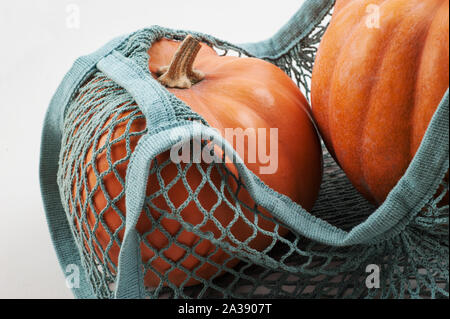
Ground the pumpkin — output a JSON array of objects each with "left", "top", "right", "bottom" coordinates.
[
  {"left": 311, "top": 0, "right": 449, "bottom": 205},
  {"left": 71, "top": 35, "right": 323, "bottom": 288}
]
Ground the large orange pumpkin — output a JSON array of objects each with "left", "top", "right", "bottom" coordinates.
[
  {"left": 311, "top": 0, "right": 449, "bottom": 205},
  {"left": 70, "top": 36, "right": 323, "bottom": 288}
]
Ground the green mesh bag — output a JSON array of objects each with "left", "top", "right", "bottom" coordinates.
[{"left": 40, "top": 0, "right": 449, "bottom": 299}]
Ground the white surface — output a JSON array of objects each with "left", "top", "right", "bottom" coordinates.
[{"left": 0, "top": 0, "right": 305, "bottom": 299}]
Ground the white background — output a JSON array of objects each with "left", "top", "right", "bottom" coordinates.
[{"left": 0, "top": 0, "right": 306, "bottom": 299}]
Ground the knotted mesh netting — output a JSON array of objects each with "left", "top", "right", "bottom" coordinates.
[{"left": 52, "top": 2, "right": 449, "bottom": 299}]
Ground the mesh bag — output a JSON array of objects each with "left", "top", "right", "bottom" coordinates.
[{"left": 40, "top": 0, "right": 449, "bottom": 299}]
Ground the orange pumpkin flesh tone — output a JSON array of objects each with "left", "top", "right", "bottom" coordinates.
[
  {"left": 311, "top": 0, "right": 449, "bottom": 205},
  {"left": 76, "top": 36, "right": 323, "bottom": 288}
]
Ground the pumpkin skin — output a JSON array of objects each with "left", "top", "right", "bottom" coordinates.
[
  {"left": 73, "top": 37, "right": 323, "bottom": 288},
  {"left": 311, "top": 0, "right": 449, "bottom": 205}
]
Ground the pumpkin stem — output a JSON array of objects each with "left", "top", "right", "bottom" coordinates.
[{"left": 157, "top": 35, "right": 205, "bottom": 89}]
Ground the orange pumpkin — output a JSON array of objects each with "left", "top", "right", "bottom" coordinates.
[
  {"left": 71, "top": 36, "right": 323, "bottom": 288},
  {"left": 311, "top": 0, "right": 449, "bottom": 205}
]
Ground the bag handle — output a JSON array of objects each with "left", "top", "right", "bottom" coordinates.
[
  {"left": 97, "top": 50, "right": 182, "bottom": 298},
  {"left": 40, "top": 34, "right": 130, "bottom": 299}
]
